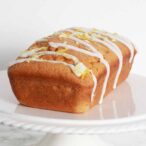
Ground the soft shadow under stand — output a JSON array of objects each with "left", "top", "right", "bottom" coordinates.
[{"left": 0, "top": 70, "right": 146, "bottom": 146}]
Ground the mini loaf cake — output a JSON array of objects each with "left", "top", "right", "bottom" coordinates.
[{"left": 8, "top": 27, "right": 137, "bottom": 113}]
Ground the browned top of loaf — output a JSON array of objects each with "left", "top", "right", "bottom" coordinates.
[{"left": 10, "top": 27, "right": 135, "bottom": 88}]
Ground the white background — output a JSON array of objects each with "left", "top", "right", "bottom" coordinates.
[
  {"left": 0, "top": 0, "right": 146, "bottom": 76},
  {"left": 0, "top": 1, "right": 146, "bottom": 145}
]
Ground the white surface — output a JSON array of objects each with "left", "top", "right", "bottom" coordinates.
[
  {"left": 0, "top": 0, "right": 146, "bottom": 145},
  {"left": 0, "top": 125, "right": 45, "bottom": 146},
  {"left": 35, "top": 134, "right": 113, "bottom": 146},
  {"left": 0, "top": 124, "right": 146, "bottom": 146},
  {"left": 0, "top": 0, "right": 146, "bottom": 76},
  {"left": 0, "top": 70, "right": 146, "bottom": 135}
]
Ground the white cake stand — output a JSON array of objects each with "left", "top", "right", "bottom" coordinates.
[{"left": 0, "top": 70, "right": 146, "bottom": 146}]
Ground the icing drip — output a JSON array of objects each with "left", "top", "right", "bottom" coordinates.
[
  {"left": 72, "top": 27, "right": 135, "bottom": 63},
  {"left": 20, "top": 47, "right": 48, "bottom": 57},
  {"left": 105, "top": 33, "right": 135, "bottom": 63},
  {"left": 10, "top": 51, "right": 97, "bottom": 102},
  {"left": 90, "top": 28, "right": 135, "bottom": 63},
  {"left": 67, "top": 28, "right": 123, "bottom": 88},
  {"left": 20, "top": 50, "right": 79, "bottom": 64},
  {"left": 49, "top": 42, "right": 109, "bottom": 103},
  {"left": 90, "top": 70, "right": 97, "bottom": 102},
  {"left": 90, "top": 36, "right": 123, "bottom": 89},
  {"left": 19, "top": 50, "right": 90, "bottom": 78},
  {"left": 71, "top": 38, "right": 110, "bottom": 103},
  {"left": 10, "top": 58, "right": 75, "bottom": 73},
  {"left": 49, "top": 42, "right": 103, "bottom": 59},
  {"left": 10, "top": 27, "right": 135, "bottom": 104},
  {"left": 59, "top": 34, "right": 110, "bottom": 103}
]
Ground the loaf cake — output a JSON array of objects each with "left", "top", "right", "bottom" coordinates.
[{"left": 8, "top": 27, "right": 137, "bottom": 113}]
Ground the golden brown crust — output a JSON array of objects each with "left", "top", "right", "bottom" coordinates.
[{"left": 8, "top": 27, "right": 137, "bottom": 113}]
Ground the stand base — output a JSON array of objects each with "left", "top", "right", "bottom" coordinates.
[{"left": 36, "top": 134, "right": 113, "bottom": 146}]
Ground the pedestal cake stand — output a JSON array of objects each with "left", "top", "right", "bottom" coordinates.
[{"left": 0, "top": 70, "right": 146, "bottom": 146}]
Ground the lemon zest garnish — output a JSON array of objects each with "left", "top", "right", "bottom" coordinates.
[
  {"left": 57, "top": 48, "right": 68, "bottom": 53},
  {"left": 30, "top": 54, "right": 39, "bottom": 59},
  {"left": 81, "top": 68, "right": 90, "bottom": 79},
  {"left": 53, "top": 31, "right": 61, "bottom": 35},
  {"left": 63, "top": 41, "right": 68, "bottom": 45},
  {"left": 92, "top": 28, "right": 98, "bottom": 32},
  {"left": 72, "top": 62, "right": 89, "bottom": 78},
  {"left": 20, "top": 47, "right": 48, "bottom": 59},
  {"left": 37, "top": 37, "right": 48, "bottom": 42},
  {"left": 59, "top": 33, "right": 70, "bottom": 38},
  {"left": 75, "top": 33, "right": 91, "bottom": 41},
  {"left": 75, "top": 27, "right": 85, "bottom": 33},
  {"left": 39, "top": 46, "right": 48, "bottom": 51},
  {"left": 20, "top": 50, "right": 27, "bottom": 55},
  {"left": 111, "top": 38, "right": 117, "bottom": 42},
  {"left": 89, "top": 28, "right": 98, "bottom": 34}
]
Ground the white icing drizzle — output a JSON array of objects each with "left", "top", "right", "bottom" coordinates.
[
  {"left": 105, "top": 33, "right": 135, "bottom": 63},
  {"left": 71, "top": 38, "right": 110, "bottom": 103},
  {"left": 49, "top": 42, "right": 110, "bottom": 103},
  {"left": 36, "top": 37, "right": 48, "bottom": 42},
  {"left": 49, "top": 42, "right": 106, "bottom": 101},
  {"left": 10, "top": 58, "right": 74, "bottom": 71},
  {"left": 72, "top": 27, "right": 135, "bottom": 63},
  {"left": 20, "top": 51, "right": 79, "bottom": 64},
  {"left": 19, "top": 50, "right": 91, "bottom": 77},
  {"left": 91, "top": 36, "right": 123, "bottom": 89},
  {"left": 67, "top": 28, "right": 123, "bottom": 89},
  {"left": 49, "top": 42, "right": 102, "bottom": 59},
  {"left": 10, "top": 52, "right": 97, "bottom": 102},
  {"left": 60, "top": 35, "right": 110, "bottom": 103},
  {"left": 20, "top": 47, "right": 47, "bottom": 58},
  {"left": 90, "top": 71, "right": 97, "bottom": 102},
  {"left": 10, "top": 27, "right": 135, "bottom": 105}
]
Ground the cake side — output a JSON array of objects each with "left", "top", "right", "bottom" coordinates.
[
  {"left": 91, "top": 51, "right": 136, "bottom": 107},
  {"left": 8, "top": 27, "right": 137, "bottom": 113},
  {"left": 8, "top": 61, "right": 94, "bottom": 113}
]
